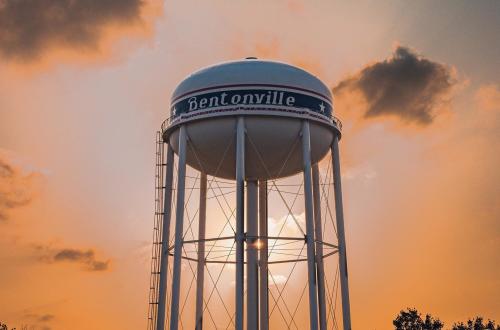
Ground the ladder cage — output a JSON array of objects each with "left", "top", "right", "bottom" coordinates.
[{"left": 147, "top": 132, "right": 167, "bottom": 330}]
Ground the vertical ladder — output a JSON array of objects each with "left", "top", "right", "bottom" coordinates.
[{"left": 147, "top": 131, "right": 166, "bottom": 330}]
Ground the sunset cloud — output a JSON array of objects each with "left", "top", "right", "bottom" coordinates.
[
  {"left": 21, "top": 313, "right": 55, "bottom": 330},
  {"left": 333, "top": 46, "right": 456, "bottom": 125},
  {"left": 0, "top": 156, "right": 40, "bottom": 221},
  {"left": 0, "top": 0, "right": 152, "bottom": 61},
  {"left": 35, "top": 245, "right": 110, "bottom": 272},
  {"left": 475, "top": 84, "right": 500, "bottom": 112},
  {"left": 25, "top": 313, "right": 55, "bottom": 323}
]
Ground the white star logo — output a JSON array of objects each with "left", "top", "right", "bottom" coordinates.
[{"left": 319, "top": 102, "right": 325, "bottom": 113}]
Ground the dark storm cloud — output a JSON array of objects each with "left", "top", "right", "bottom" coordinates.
[
  {"left": 0, "top": 0, "right": 144, "bottom": 60},
  {"left": 0, "top": 157, "right": 36, "bottom": 221},
  {"left": 333, "top": 46, "right": 456, "bottom": 125}
]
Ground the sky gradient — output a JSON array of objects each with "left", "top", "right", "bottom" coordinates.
[{"left": 0, "top": 1, "right": 499, "bottom": 329}]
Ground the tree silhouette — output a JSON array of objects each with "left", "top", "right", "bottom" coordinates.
[
  {"left": 393, "top": 308, "right": 444, "bottom": 330},
  {"left": 0, "top": 323, "right": 17, "bottom": 330},
  {"left": 0, "top": 323, "right": 14, "bottom": 330},
  {"left": 452, "top": 317, "right": 500, "bottom": 330}
]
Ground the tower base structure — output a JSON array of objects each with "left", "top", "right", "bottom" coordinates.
[{"left": 147, "top": 59, "right": 352, "bottom": 330}]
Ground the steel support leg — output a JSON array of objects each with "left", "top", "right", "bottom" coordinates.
[
  {"left": 301, "top": 120, "right": 319, "bottom": 330},
  {"left": 169, "top": 125, "right": 188, "bottom": 330},
  {"left": 331, "top": 136, "right": 352, "bottom": 330},
  {"left": 235, "top": 117, "right": 245, "bottom": 330},
  {"left": 259, "top": 180, "right": 269, "bottom": 330},
  {"left": 246, "top": 180, "right": 259, "bottom": 330},
  {"left": 312, "top": 164, "right": 327, "bottom": 330},
  {"left": 157, "top": 144, "right": 175, "bottom": 330},
  {"left": 195, "top": 173, "right": 207, "bottom": 330}
]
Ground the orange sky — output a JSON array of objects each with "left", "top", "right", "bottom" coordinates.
[{"left": 0, "top": 1, "right": 499, "bottom": 329}]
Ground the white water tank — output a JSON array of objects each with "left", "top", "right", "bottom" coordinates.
[{"left": 162, "top": 58, "right": 341, "bottom": 180}]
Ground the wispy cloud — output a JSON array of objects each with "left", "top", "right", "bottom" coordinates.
[
  {"left": 19, "top": 312, "right": 56, "bottom": 330},
  {"left": 333, "top": 46, "right": 457, "bottom": 126},
  {"left": 268, "top": 212, "right": 305, "bottom": 236},
  {"left": 35, "top": 245, "right": 111, "bottom": 272},
  {"left": 25, "top": 313, "right": 55, "bottom": 323},
  {"left": 0, "top": 155, "right": 41, "bottom": 221},
  {"left": 475, "top": 84, "right": 500, "bottom": 112},
  {"left": 342, "top": 166, "right": 378, "bottom": 182},
  {"left": 269, "top": 274, "right": 287, "bottom": 286}
]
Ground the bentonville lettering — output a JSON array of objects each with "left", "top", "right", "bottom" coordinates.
[
  {"left": 171, "top": 88, "right": 332, "bottom": 118},
  {"left": 188, "top": 91, "right": 295, "bottom": 111}
]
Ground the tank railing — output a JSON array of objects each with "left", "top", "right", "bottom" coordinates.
[
  {"left": 160, "top": 107, "right": 343, "bottom": 134},
  {"left": 332, "top": 116, "right": 343, "bottom": 131}
]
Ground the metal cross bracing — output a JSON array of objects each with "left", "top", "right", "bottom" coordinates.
[{"left": 148, "top": 125, "right": 349, "bottom": 329}]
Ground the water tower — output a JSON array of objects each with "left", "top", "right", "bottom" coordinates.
[{"left": 147, "top": 59, "right": 352, "bottom": 330}]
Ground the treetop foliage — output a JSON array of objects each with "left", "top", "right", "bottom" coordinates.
[
  {"left": 393, "top": 309, "right": 500, "bottom": 330},
  {"left": 393, "top": 308, "right": 444, "bottom": 330},
  {"left": 452, "top": 317, "right": 500, "bottom": 330}
]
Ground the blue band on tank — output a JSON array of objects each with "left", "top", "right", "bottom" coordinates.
[{"left": 171, "top": 87, "right": 332, "bottom": 119}]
